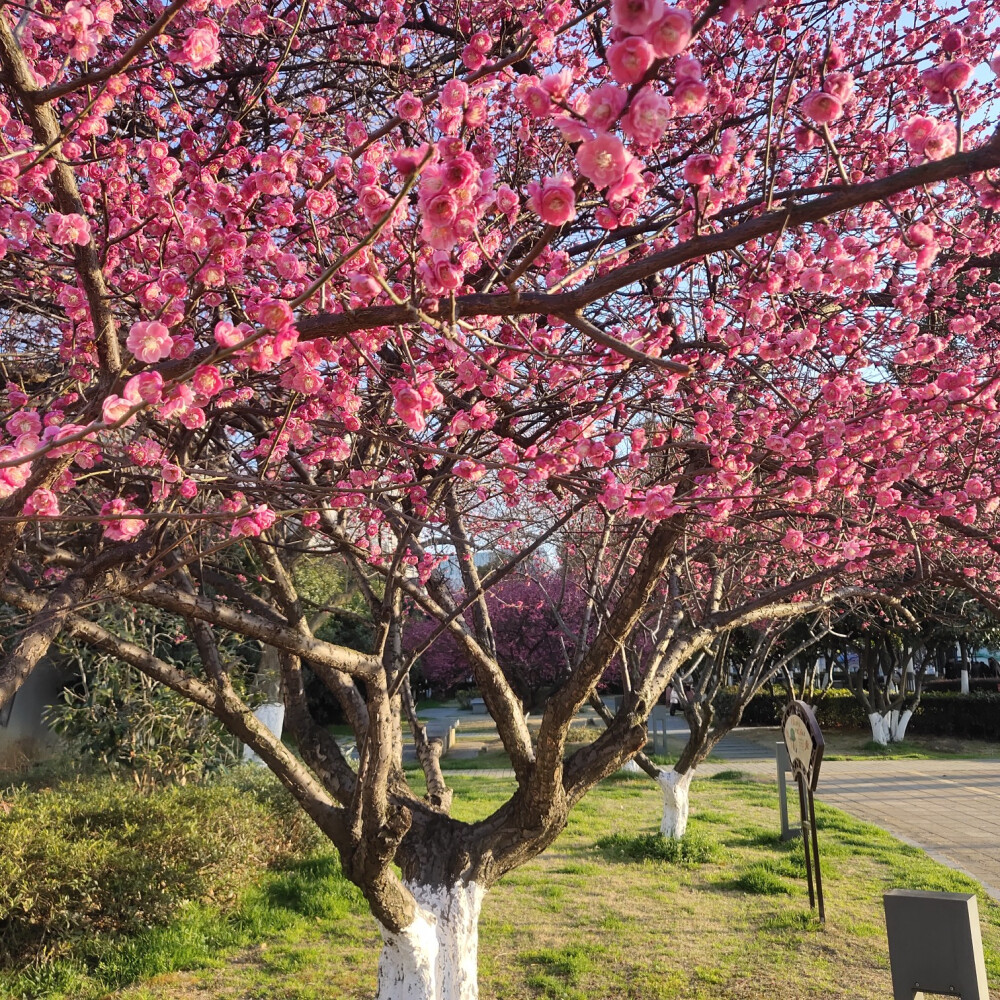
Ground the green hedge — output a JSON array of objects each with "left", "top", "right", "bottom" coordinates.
[
  {"left": 0, "top": 767, "right": 321, "bottom": 967},
  {"left": 730, "top": 688, "right": 1000, "bottom": 741}
]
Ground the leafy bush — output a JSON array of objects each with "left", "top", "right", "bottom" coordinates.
[
  {"left": 45, "top": 606, "right": 261, "bottom": 786},
  {"left": 596, "top": 831, "right": 721, "bottom": 865},
  {"left": 0, "top": 767, "right": 320, "bottom": 966}
]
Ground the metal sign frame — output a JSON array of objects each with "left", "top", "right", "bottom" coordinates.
[{"left": 781, "top": 700, "right": 826, "bottom": 921}]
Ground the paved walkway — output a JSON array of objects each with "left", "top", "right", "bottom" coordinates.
[{"left": 703, "top": 729, "right": 1000, "bottom": 901}]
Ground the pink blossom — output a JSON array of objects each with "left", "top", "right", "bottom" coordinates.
[
  {"left": 44, "top": 212, "right": 91, "bottom": 246},
  {"left": 527, "top": 174, "right": 577, "bottom": 226},
  {"left": 214, "top": 320, "right": 245, "bottom": 348},
  {"left": 102, "top": 395, "right": 135, "bottom": 426},
  {"left": 524, "top": 84, "right": 552, "bottom": 117},
  {"left": 991, "top": 56, "right": 1000, "bottom": 77},
  {"left": 823, "top": 72, "right": 854, "bottom": 102},
  {"left": 495, "top": 185, "right": 520, "bottom": 215},
  {"left": 258, "top": 298, "right": 295, "bottom": 331},
  {"left": 122, "top": 372, "right": 162, "bottom": 406},
  {"left": 781, "top": 528, "right": 804, "bottom": 551},
  {"left": 902, "top": 115, "right": 938, "bottom": 153},
  {"left": 674, "top": 55, "right": 702, "bottom": 80},
  {"left": 543, "top": 70, "right": 574, "bottom": 99},
  {"left": 419, "top": 251, "right": 464, "bottom": 292},
  {"left": 801, "top": 90, "right": 843, "bottom": 124},
  {"left": 938, "top": 60, "right": 973, "bottom": 91},
  {"left": 577, "top": 133, "right": 630, "bottom": 188},
  {"left": 6, "top": 410, "right": 40, "bottom": 437},
  {"left": 906, "top": 222, "right": 935, "bottom": 246},
  {"left": 23, "top": 487, "right": 59, "bottom": 518},
  {"left": 160, "top": 462, "right": 183, "bottom": 483},
  {"left": 922, "top": 127, "right": 955, "bottom": 160},
  {"left": 623, "top": 87, "right": 672, "bottom": 144},
  {"left": 607, "top": 157, "right": 644, "bottom": 201},
  {"left": 682, "top": 153, "right": 717, "bottom": 184},
  {"left": 440, "top": 79, "right": 468, "bottom": 109},
  {"left": 607, "top": 37, "right": 655, "bottom": 86},
  {"left": 177, "top": 20, "right": 220, "bottom": 71},
  {"left": 101, "top": 499, "right": 145, "bottom": 541},
  {"left": 454, "top": 459, "right": 487, "bottom": 481},
  {"left": 126, "top": 320, "right": 174, "bottom": 364},
  {"left": 645, "top": 7, "right": 691, "bottom": 57},
  {"left": 584, "top": 84, "right": 628, "bottom": 131},
  {"left": 611, "top": 0, "right": 664, "bottom": 35},
  {"left": 192, "top": 365, "right": 224, "bottom": 396},
  {"left": 392, "top": 146, "right": 429, "bottom": 175},
  {"left": 230, "top": 505, "right": 278, "bottom": 538},
  {"left": 179, "top": 478, "right": 198, "bottom": 499},
  {"left": 425, "top": 191, "right": 459, "bottom": 226},
  {"left": 672, "top": 77, "right": 707, "bottom": 115},
  {"left": 396, "top": 92, "right": 424, "bottom": 121}
]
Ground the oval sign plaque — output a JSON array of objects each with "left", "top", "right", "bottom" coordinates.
[{"left": 782, "top": 700, "right": 824, "bottom": 791}]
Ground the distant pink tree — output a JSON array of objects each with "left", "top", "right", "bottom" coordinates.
[{"left": 409, "top": 574, "right": 586, "bottom": 709}]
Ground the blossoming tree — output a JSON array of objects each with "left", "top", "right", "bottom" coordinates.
[{"left": 3, "top": 0, "right": 1000, "bottom": 996}]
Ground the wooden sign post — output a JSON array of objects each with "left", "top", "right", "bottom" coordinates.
[{"left": 781, "top": 700, "right": 825, "bottom": 922}]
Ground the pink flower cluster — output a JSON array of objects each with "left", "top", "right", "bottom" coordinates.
[
  {"left": 920, "top": 60, "right": 974, "bottom": 103},
  {"left": 417, "top": 143, "right": 493, "bottom": 252},
  {"left": 576, "top": 135, "right": 642, "bottom": 199},
  {"left": 230, "top": 504, "right": 278, "bottom": 538},
  {"left": 609, "top": 0, "right": 692, "bottom": 60},
  {"left": 392, "top": 380, "right": 444, "bottom": 433},
  {"left": 44, "top": 212, "right": 91, "bottom": 247},
  {"left": 801, "top": 73, "right": 853, "bottom": 126},
  {"left": 59, "top": 1, "right": 114, "bottom": 62},
  {"left": 100, "top": 498, "right": 145, "bottom": 541},
  {"left": 901, "top": 116, "right": 954, "bottom": 161}
]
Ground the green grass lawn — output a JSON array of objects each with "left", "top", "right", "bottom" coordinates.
[{"left": 12, "top": 770, "right": 997, "bottom": 1000}]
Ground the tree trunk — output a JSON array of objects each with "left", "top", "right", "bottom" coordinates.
[
  {"left": 657, "top": 768, "right": 693, "bottom": 839},
  {"left": 376, "top": 881, "right": 484, "bottom": 1000},
  {"left": 869, "top": 708, "right": 913, "bottom": 744},
  {"left": 868, "top": 711, "right": 890, "bottom": 746},
  {"left": 892, "top": 708, "right": 913, "bottom": 742}
]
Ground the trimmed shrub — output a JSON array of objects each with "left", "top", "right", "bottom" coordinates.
[
  {"left": 0, "top": 767, "right": 321, "bottom": 966},
  {"left": 729, "top": 688, "right": 1000, "bottom": 741}
]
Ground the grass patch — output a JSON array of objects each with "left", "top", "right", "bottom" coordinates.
[
  {"left": 732, "top": 863, "right": 795, "bottom": 895},
  {"left": 6, "top": 767, "right": 1000, "bottom": 1000},
  {"left": 596, "top": 831, "right": 721, "bottom": 865}
]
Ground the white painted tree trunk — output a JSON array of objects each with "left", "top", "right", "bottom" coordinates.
[
  {"left": 242, "top": 702, "right": 285, "bottom": 763},
  {"left": 868, "top": 709, "right": 913, "bottom": 744},
  {"left": 961, "top": 669, "right": 970, "bottom": 695},
  {"left": 657, "top": 769, "right": 694, "bottom": 839},
  {"left": 376, "top": 881, "right": 484, "bottom": 1000},
  {"left": 893, "top": 708, "right": 912, "bottom": 742}
]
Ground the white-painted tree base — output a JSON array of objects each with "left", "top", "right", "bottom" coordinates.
[
  {"left": 376, "top": 881, "right": 484, "bottom": 1000},
  {"left": 619, "top": 759, "right": 643, "bottom": 775},
  {"left": 868, "top": 708, "right": 913, "bottom": 745},
  {"left": 242, "top": 702, "right": 285, "bottom": 763},
  {"left": 657, "top": 768, "right": 693, "bottom": 839}
]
